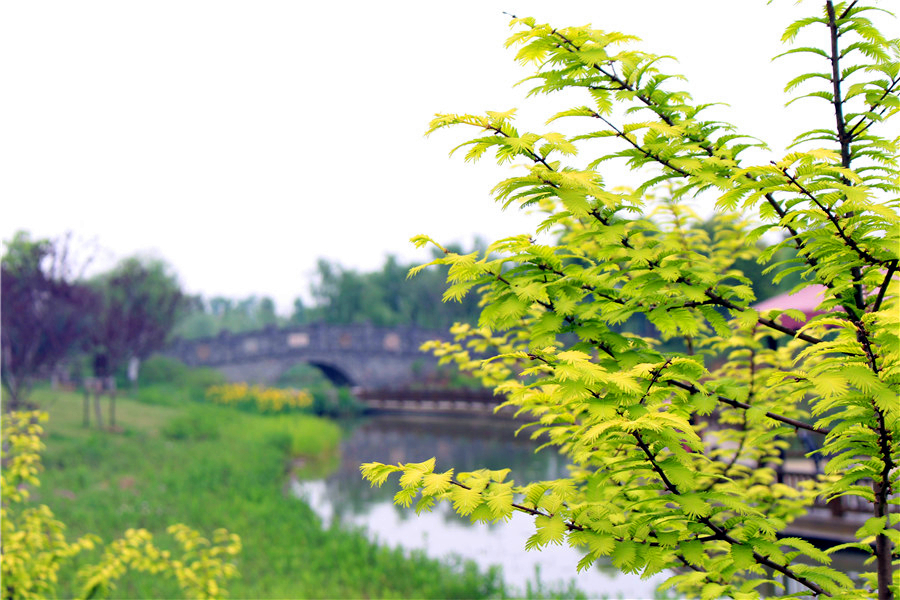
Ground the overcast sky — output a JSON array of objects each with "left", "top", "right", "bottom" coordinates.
[{"left": 3, "top": 1, "right": 896, "bottom": 313}]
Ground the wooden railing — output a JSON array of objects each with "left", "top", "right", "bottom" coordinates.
[{"left": 356, "top": 387, "right": 505, "bottom": 415}]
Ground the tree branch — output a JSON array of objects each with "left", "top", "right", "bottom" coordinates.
[
  {"left": 630, "top": 430, "right": 830, "bottom": 596},
  {"left": 703, "top": 290, "right": 826, "bottom": 345},
  {"left": 448, "top": 480, "right": 586, "bottom": 530},
  {"left": 845, "top": 76, "right": 900, "bottom": 143},
  {"left": 666, "top": 379, "right": 829, "bottom": 436},
  {"left": 586, "top": 110, "right": 694, "bottom": 178},
  {"left": 774, "top": 163, "right": 885, "bottom": 266},
  {"left": 873, "top": 260, "right": 898, "bottom": 313},
  {"left": 545, "top": 23, "right": 861, "bottom": 307},
  {"left": 826, "top": 1, "right": 851, "bottom": 169}
]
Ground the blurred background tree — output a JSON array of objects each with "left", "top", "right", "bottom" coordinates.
[
  {"left": 1, "top": 232, "right": 97, "bottom": 409},
  {"left": 89, "top": 256, "right": 186, "bottom": 385}
]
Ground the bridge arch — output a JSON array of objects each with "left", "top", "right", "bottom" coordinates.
[
  {"left": 304, "top": 361, "right": 355, "bottom": 387},
  {"left": 276, "top": 359, "right": 356, "bottom": 388}
]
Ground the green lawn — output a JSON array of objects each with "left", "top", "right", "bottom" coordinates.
[{"left": 26, "top": 386, "right": 507, "bottom": 599}]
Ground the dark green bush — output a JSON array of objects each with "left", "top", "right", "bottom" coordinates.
[
  {"left": 139, "top": 356, "right": 190, "bottom": 385},
  {"left": 162, "top": 408, "right": 220, "bottom": 441},
  {"left": 139, "top": 355, "right": 224, "bottom": 400}
]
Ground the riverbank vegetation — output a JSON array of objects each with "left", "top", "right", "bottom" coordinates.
[
  {"left": 138, "top": 356, "right": 365, "bottom": 418},
  {"left": 2, "top": 409, "right": 243, "bottom": 600},
  {"left": 15, "top": 384, "right": 520, "bottom": 598},
  {"left": 8, "top": 371, "right": 590, "bottom": 598}
]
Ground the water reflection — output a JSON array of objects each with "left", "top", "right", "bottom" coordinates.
[{"left": 291, "top": 414, "right": 670, "bottom": 598}]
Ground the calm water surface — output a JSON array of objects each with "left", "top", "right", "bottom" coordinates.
[
  {"left": 292, "top": 413, "right": 875, "bottom": 598},
  {"left": 291, "top": 414, "right": 670, "bottom": 599}
]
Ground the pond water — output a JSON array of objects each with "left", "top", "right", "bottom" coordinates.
[
  {"left": 292, "top": 411, "right": 878, "bottom": 598},
  {"left": 291, "top": 413, "right": 671, "bottom": 598}
]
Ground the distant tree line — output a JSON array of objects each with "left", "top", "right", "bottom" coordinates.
[
  {"left": 3, "top": 226, "right": 802, "bottom": 407},
  {"left": 173, "top": 244, "right": 487, "bottom": 339},
  {"left": 172, "top": 225, "right": 802, "bottom": 345},
  {"left": 172, "top": 295, "right": 281, "bottom": 339},
  {"left": 303, "top": 247, "right": 485, "bottom": 329}
]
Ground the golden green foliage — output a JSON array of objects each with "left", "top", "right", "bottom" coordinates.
[
  {"left": 1, "top": 413, "right": 97, "bottom": 599},
  {"left": 78, "top": 526, "right": 241, "bottom": 600},
  {"left": 1, "top": 411, "right": 241, "bottom": 600},
  {"left": 364, "top": 2, "right": 899, "bottom": 599},
  {"left": 205, "top": 383, "right": 313, "bottom": 413}
]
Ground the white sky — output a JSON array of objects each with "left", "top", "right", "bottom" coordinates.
[{"left": 3, "top": 1, "right": 897, "bottom": 313}]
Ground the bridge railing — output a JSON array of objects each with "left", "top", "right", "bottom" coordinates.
[{"left": 166, "top": 324, "right": 452, "bottom": 367}]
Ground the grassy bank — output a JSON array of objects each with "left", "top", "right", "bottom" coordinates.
[{"left": 27, "top": 386, "right": 507, "bottom": 599}]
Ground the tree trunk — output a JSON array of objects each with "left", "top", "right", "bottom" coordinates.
[
  {"left": 109, "top": 387, "right": 116, "bottom": 429},
  {"left": 83, "top": 387, "right": 90, "bottom": 427},
  {"left": 2, "top": 375, "right": 28, "bottom": 411},
  {"left": 92, "top": 391, "right": 103, "bottom": 429},
  {"left": 876, "top": 530, "right": 892, "bottom": 600},
  {"left": 875, "top": 476, "right": 895, "bottom": 600}
]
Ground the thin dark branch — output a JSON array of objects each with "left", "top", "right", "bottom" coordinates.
[
  {"left": 548, "top": 29, "right": 715, "bottom": 152},
  {"left": 838, "top": 0, "right": 859, "bottom": 20},
  {"left": 631, "top": 430, "right": 829, "bottom": 596},
  {"left": 667, "top": 379, "right": 830, "bottom": 435},
  {"left": 704, "top": 290, "right": 826, "bottom": 345},
  {"left": 489, "top": 267, "right": 617, "bottom": 359},
  {"left": 485, "top": 124, "right": 556, "bottom": 172},
  {"left": 550, "top": 26, "right": 840, "bottom": 305},
  {"left": 774, "top": 163, "right": 884, "bottom": 266},
  {"left": 447, "top": 480, "right": 586, "bottom": 529},
  {"left": 766, "top": 195, "right": 820, "bottom": 264},
  {"left": 845, "top": 77, "right": 900, "bottom": 142},
  {"left": 449, "top": 480, "right": 723, "bottom": 553},
  {"left": 529, "top": 232, "right": 827, "bottom": 347},
  {"left": 547, "top": 23, "right": 857, "bottom": 306},
  {"left": 873, "top": 260, "right": 898, "bottom": 313},
  {"left": 846, "top": 290, "right": 896, "bottom": 600},
  {"left": 533, "top": 262, "right": 625, "bottom": 305},
  {"left": 639, "top": 359, "right": 673, "bottom": 405},
  {"left": 587, "top": 110, "right": 694, "bottom": 178},
  {"left": 699, "top": 512, "right": 830, "bottom": 597}
]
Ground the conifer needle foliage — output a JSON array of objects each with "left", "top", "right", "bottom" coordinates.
[{"left": 362, "top": 3, "right": 899, "bottom": 598}]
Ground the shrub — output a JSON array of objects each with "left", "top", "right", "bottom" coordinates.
[
  {"left": 139, "top": 356, "right": 189, "bottom": 386},
  {"left": 162, "top": 408, "right": 221, "bottom": 441},
  {"left": 205, "top": 383, "right": 313, "bottom": 414}
]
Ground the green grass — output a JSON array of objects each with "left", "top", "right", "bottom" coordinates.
[{"left": 27, "top": 387, "right": 510, "bottom": 599}]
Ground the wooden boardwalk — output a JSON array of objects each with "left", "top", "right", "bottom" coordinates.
[{"left": 356, "top": 387, "right": 510, "bottom": 417}]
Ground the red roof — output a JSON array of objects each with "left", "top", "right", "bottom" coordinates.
[
  {"left": 753, "top": 285, "right": 828, "bottom": 329},
  {"left": 754, "top": 285, "right": 827, "bottom": 312}
]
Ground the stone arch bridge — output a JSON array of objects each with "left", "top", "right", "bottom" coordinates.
[{"left": 164, "top": 323, "right": 451, "bottom": 389}]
